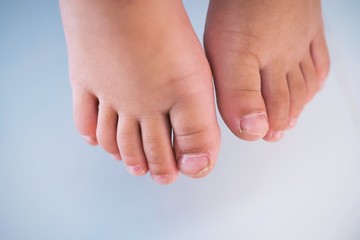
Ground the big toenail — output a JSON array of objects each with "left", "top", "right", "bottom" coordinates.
[
  {"left": 179, "top": 154, "right": 211, "bottom": 177},
  {"left": 288, "top": 119, "right": 297, "bottom": 129},
  {"left": 127, "top": 165, "right": 145, "bottom": 176},
  {"left": 152, "top": 175, "right": 174, "bottom": 185},
  {"left": 83, "top": 136, "right": 97, "bottom": 145},
  {"left": 111, "top": 153, "right": 122, "bottom": 160},
  {"left": 240, "top": 113, "right": 268, "bottom": 136}
]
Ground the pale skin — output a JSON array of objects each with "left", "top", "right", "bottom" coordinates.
[{"left": 60, "top": 0, "right": 329, "bottom": 184}]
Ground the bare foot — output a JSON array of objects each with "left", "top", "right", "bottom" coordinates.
[
  {"left": 60, "top": 0, "right": 220, "bottom": 184},
  {"left": 204, "top": 0, "right": 330, "bottom": 142}
]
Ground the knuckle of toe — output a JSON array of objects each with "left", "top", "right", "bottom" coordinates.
[
  {"left": 273, "top": 121, "right": 289, "bottom": 130},
  {"left": 271, "top": 112, "right": 289, "bottom": 129},
  {"left": 176, "top": 128, "right": 205, "bottom": 138},
  {"left": 267, "top": 90, "right": 290, "bottom": 105},
  {"left": 98, "top": 139, "right": 117, "bottom": 153},
  {"left": 96, "top": 130, "right": 107, "bottom": 143},
  {"left": 96, "top": 132, "right": 116, "bottom": 152},
  {"left": 175, "top": 128, "right": 210, "bottom": 148},
  {"left": 147, "top": 162, "right": 172, "bottom": 176},
  {"left": 122, "top": 154, "right": 142, "bottom": 166},
  {"left": 275, "top": 114, "right": 289, "bottom": 124},
  {"left": 144, "top": 142, "right": 164, "bottom": 161},
  {"left": 270, "top": 100, "right": 290, "bottom": 113},
  {"left": 147, "top": 161, "right": 164, "bottom": 171},
  {"left": 292, "top": 90, "right": 307, "bottom": 106},
  {"left": 175, "top": 122, "right": 216, "bottom": 140},
  {"left": 176, "top": 133, "right": 219, "bottom": 156},
  {"left": 274, "top": 91, "right": 290, "bottom": 102},
  {"left": 118, "top": 141, "right": 140, "bottom": 156}
]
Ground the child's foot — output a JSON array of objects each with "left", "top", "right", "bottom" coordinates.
[
  {"left": 204, "top": 0, "right": 330, "bottom": 142},
  {"left": 60, "top": 0, "right": 220, "bottom": 184}
]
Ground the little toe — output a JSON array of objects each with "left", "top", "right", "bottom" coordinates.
[
  {"left": 286, "top": 67, "right": 308, "bottom": 129},
  {"left": 209, "top": 52, "right": 269, "bottom": 141},
  {"left": 96, "top": 104, "right": 120, "bottom": 158},
  {"left": 117, "top": 117, "right": 148, "bottom": 177},
  {"left": 311, "top": 29, "right": 330, "bottom": 84},
  {"left": 170, "top": 94, "right": 220, "bottom": 178},
  {"left": 72, "top": 87, "right": 99, "bottom": 145},
  {"left": 300, "top": 53, "right": 320, "bottom": 102},
  {"left": 261, "top": 66, "right": 290, "bottom": 142},
  {"left": 140, "top": 115, "right": 178, "bottom": 185}
]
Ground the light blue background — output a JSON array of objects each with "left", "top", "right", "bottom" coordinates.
[{"left": 1, "top": 1, "right": 359, "bottom": 239}]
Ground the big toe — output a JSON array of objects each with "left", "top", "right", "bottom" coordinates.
[
  {"left": 207, "top": 49, "right": 269, "bottom": 141},
  {"left": 170, "top": 89, "right": 220, "bottom": 178}
]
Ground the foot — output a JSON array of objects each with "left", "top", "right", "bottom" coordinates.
[
  {"left": 60, "top": 0, "right": 220, "bottom": 184},
  {"left": 204, "top": 0, "right": 330, "bottom": 142}
]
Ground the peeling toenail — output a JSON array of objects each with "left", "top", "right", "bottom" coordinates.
[
  {"left": 240, "top": 113, "right": 268, "bottom": 136},
  {"left": 152, "top": 175, "right": 173, "bottom": 185},
  {"left": 179, "top": 154, "right": 211, "bottom": 177},
  {"left": 127, "top": 165, "right": 145, "bottom": 176},
  {"left": 83, "top": 136, "right": 97, "bottom": 145},
  {"left": 288, "top": 119, "right": 297, "bottom": 129},
  {"left": 111, "top": 154, "right": 122, "bottom": 160}
]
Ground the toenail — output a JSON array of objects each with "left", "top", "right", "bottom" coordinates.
[
  {"left": 152, "top": 175, "right": 174, "bottom": 185},
  {"left": 111, "top": 153, "right": 122, "bottom": 160},
  {"left": 127, "top": 165, "right": 145, "bottom": 176},
  {"left": 288, "top": 119, "right": 298, "bottom": 129},
  {"left": 83, "top": 136, "right": 97, "bottom": 145},
  {"left": 240, "top": 113, "right": 268, "bottom": 136},
  {"left": 178, "top": 154, "right": 211, "bottom": 177},
  {"left": 269, "top": 131, "right": 285, "bottom": 141}
]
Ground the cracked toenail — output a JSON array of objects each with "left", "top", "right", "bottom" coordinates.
[
  {"left": 152, "top": 175, "right": 173, "bottom": 185},
  {"left": 240, "top": 113, "right": 268, "bottom": 136},
  {"left": 83, "top": 136, "right": 97, "bottom": 145},
  {"left": 288, "top": 119, "right": 297, "bottom": 129},
  {"left": 179, "top": 154, "right": 211, "bottom": 177},
  {"left": 127, "top": 165, "right": 145, "bottom": 176},
  {"left": 111, "top": 154, "right": 122, "bottom": 160}
]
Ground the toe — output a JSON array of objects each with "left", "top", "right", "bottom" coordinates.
[
  {"left": 72, "top": 87, "right": 99, "bottom": 145},
  {"left": 261, "top": 65, "right": 290, "bottom": 142},
  {"left": 170, "top": 94, "right": 220, "bottom": 178},
  {"left": 286, "top": 66, "right": 307, "bottom": 129},
  {"left": 311, "top": 29, "right": 330, "bottom": 84},
  {"left": 117, "top": 117, "right": 148, "bottom": 176},
  {"left": 96, "top": 104, "right": 121, "bottom": 159},
  {"left": 300, "top": 53, "right": 320, "bottom": 102},
  {"left": 140, "top": 115, "right": 178, "bottom": 185},
  {"left": 211, "top": 52, "right": 269, "bottom": 141}
]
